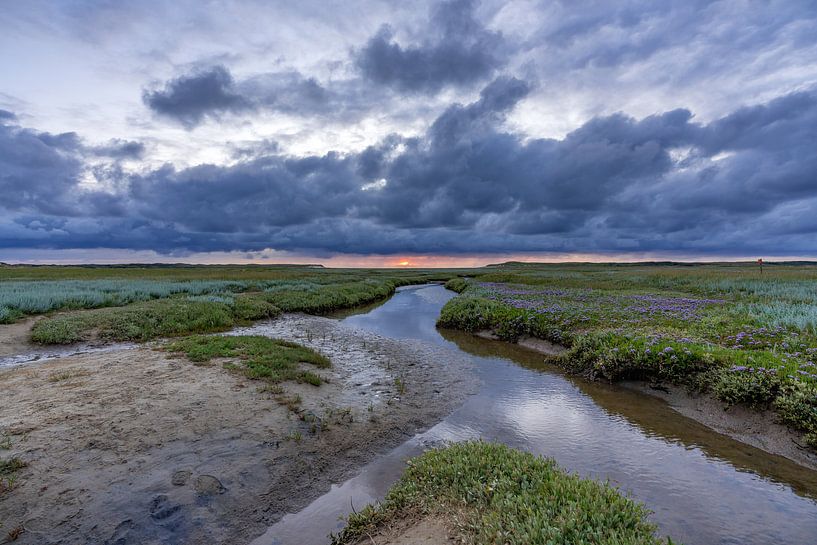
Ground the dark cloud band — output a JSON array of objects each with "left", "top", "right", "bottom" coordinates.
[{"left": 4, "top": 78, "right": 817, "bottom": 256}]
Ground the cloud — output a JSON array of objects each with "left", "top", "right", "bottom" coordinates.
[
  {"left": 4, "top": 80, "right": 817, "bottom": 257},
  {"left": 0, "top": 112, "right": 140, "bottom": 217},
  {"left": 356, "top": 0, "right": 507, "bottom": 93},
  {"left": 0, "top": 117, "right": 85, "bottom": 215},
  {"left": 141, "top": 64, "right": 368, "bottom": 129},
  {"left": 142, "top": 65, "right": 251, "bottom": 128},
  {"left": 91, "top": 139, "right": 146, "bottom": 159}
]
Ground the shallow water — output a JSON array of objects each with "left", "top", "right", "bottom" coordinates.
[{"left": 255, "top": 284, "right": 817, "bottom": 545}]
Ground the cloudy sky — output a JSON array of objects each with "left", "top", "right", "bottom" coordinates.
[{"left": 1, "top": 0, "right": 816, "bottom": 266}]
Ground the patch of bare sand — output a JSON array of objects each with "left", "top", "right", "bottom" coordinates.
[
  {"left": 0, "top": 314, "right": 477, "bottom": 545},
  {"left": 351, "top": 515, "right": 453, "bottom": 545},
  {"left": 0, "top": 318, "right": 36, "bottom": 358}
]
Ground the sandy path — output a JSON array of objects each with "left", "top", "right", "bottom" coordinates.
[{"left": 0, "top": 314, "right": 477, "bottom": 545}]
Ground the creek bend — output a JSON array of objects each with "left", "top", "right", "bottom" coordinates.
[{"left": 252, "top": 284, "right": 817, "bottom": 545}]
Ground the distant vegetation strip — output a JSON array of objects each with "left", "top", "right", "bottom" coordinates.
[
  {"left": 0, "top": 268, "right": 458, "bottom": 324},
  {"left": 438, "top": 265, "right": 817, "bottom": 448},
  {"left": 26, "top": 275, "right": 452, "bottom": 344},
  {"left": 332, "top": 440, "right": 673, "bottom": 545}
]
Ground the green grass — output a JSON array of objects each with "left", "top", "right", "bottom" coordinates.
[
  {"left": 0, "top": 279, "right": 248, "bottom": 321},
  {"left": 332, "top": 441, "right": 672, "bottom": 545},
  {"left": 0, "top": 458, "right": 26, "bottom": 477},
  {"left": 437, "top": 264, "right": 817, "bottom": 447},
  {"left": 0, "top": 265, "right": 462, "bottom": 323},
  {"left": 166, "top": 334, "right": 330, "bottom": 385},
  {"left": 0, "top": 457, "right": 26, "bottom": 495},
  {"left": 260, "top": 279, "right": 400, "bottom": 313},
  {"left": 31, "top": 298, "right": 238, "bottom": 343},
  {"left": 26, "top": 275, "right": 442, "bottom": 344},
  {"left": 11, "top": 267, "right": 458, "bottom": 345}
]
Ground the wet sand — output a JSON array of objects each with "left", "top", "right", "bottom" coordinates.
[{"left": 0, "top": 314, "right": 476, "bottom": 545}]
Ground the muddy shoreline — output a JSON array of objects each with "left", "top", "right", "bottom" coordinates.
[
  {"left": 622, "top": 381, "right": 817, "bottom": 472},
  {"left": 475, "top": 329, "right": 817, "bottom": 472},
  {"left": 0, "top": 314, "right": 477, "bottom": 545}
]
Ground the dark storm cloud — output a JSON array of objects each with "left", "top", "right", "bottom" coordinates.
[
  {"left": 4, "top": 80, "right": 817, "bottom": 257},
  {"left": 142, "top": 65, "right": 251, "bottom": 128},
  {"left": 356, "top": 0, "right": 506, "bottom": 93},
  {"left": 91, "top": 139, "right": 146, "bottom": 159},
  {"left": 142, "top": 65, "right": 365, "bottom": 128},
  {"left": 0, "top": 116, "right": 85, "bottom": 215},
  {"left": 0, "top": 113, "right": 141, "bottom": 218},
  {"left": 0, "top": 109, "right": 17, "bottom": 122},
  {"left": 128, "top": 152, "right": 361, "bottom": 232}
]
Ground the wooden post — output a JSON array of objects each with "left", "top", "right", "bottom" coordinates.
[{"left": 757, "top": 258, "right": 763, "bottom": 275}]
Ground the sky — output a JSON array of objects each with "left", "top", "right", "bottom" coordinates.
[{"left": 1, "top": 0, "right": 816, "bottom": 266}]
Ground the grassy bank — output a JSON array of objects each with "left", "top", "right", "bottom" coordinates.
[
  {"left": 25, "top": 272, "right": 449, "bottom": 343},
  {"left": 437, "top": 264, "right": 817, "bottom": 447},
  {"left": 30, "top": 297, "right": 261, "bottom": 343},
  {"left": 332, "top": 441, "right": 672, "bottom": 545},
  {"left": 0, "top": 265, "right": 459, "bottom": 324}
]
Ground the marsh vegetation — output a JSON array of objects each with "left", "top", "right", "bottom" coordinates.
[
  {"left": 438, "top": 263, "right": 817, "bottom": 446},
  {"left": 3, "top": 262, "right": 817, "bottom": 544},
  {"left": 333, "top": 441, "right": 672, "bottom": 545}
]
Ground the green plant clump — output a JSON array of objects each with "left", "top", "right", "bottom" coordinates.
[
  {"left": 166, "top": 335, "right": 330, "bottom": 385},
  {"left": 333, "top": 441, "right": 672, "bottom": 545},
  {"left": 262, "top": 280, "right": 398, "bottom": 314},
  {"left": 443, "top": 277, "right": 470, "bottom": 293},
  {"left": 31, "top": 298, "right": 236, "bottom": 344}
]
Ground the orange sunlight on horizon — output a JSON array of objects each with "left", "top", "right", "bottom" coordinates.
[{"left": 3, "top": 249, "right": 801, "bottom": 268}]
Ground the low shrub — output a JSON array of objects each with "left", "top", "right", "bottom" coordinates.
[
  {"left": 774, "top": 381, "right": 817, "bottom": 447},
  {"left": 31, "top": 299, "right": 236, "bottom": 344},
  {"left": 443, "top": 277, "right": 469, "bottom": 293},
  {"left": 232, "top": 295, "right": 282, "bottom": 321},
  {"left": 263, "top": 280, "right": 397, "bottom": 314},
  {"left": 437, "top": 296, "right": 526, "bottom": 339},
  {"left": 712, "top": 367, "right": 782, "bottom": 407},
  {"left": 0, "top": 306, "right": 21, "bottom": 324}
]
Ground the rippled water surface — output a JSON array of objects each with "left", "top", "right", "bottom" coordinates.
[{"left": 255, "top": 284, "right": 817, "bottom": 545}]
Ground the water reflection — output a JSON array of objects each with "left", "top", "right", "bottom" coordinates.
[
  {"left": 256, "top": 284, "right": 817, "bottom": 545},
  {"left": 440, "top": 328, "right": 817, "bottom": 501}
]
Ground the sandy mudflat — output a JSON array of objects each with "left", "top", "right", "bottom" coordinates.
[
  {"left": 0, "top": 318, "right": 37, "bottom": 358},
  {"left": 0, "top": 314, "right": 476, "bottom": 545}
]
